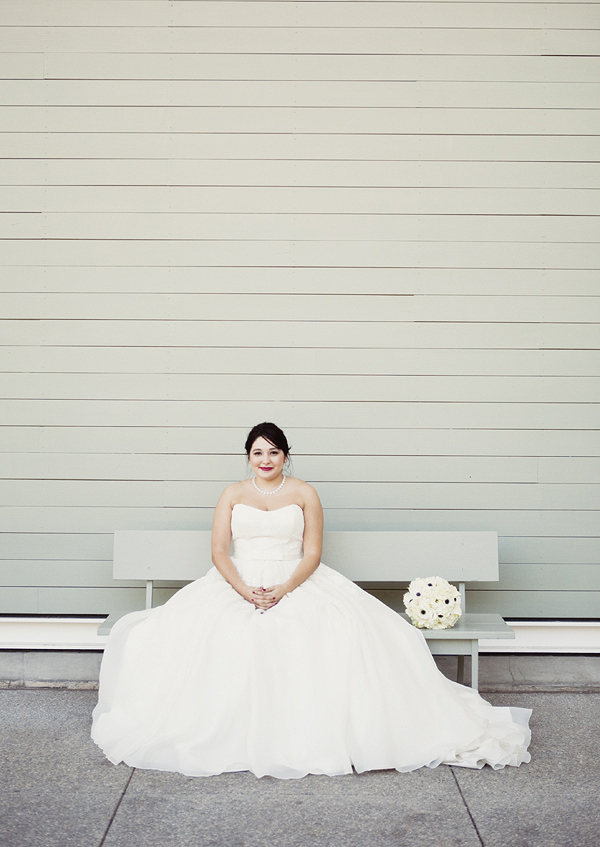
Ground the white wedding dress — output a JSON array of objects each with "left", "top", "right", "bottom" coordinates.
[{"left": 92, "top": 504, "right": 531, "bottom": 778}]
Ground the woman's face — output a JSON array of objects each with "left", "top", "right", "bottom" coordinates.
[{"left": 248, "top": 436, "right": 286, "bottom": 482}]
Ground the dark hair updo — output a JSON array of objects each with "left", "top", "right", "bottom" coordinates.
[{"left": 244, "top": 422, "right": 291, "bottom": 459}]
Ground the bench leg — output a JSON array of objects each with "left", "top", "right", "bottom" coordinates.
[
  {"left": 457, "top": 655, "right": 465, "bottom": 685},
  {"left": 471, "top": 641, "right": 479, "bottom": 691}
]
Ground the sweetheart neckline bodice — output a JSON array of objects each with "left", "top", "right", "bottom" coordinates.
[
  {"left": 231, "top": 502, "right": 304, "bottom": 562},
  {"left": 232, "top": 503, "right": 303, "bottom": 515}
]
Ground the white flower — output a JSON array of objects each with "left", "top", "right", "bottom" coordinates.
[{"left": 403, "top": 575, "right": 462, "bottom": 630}]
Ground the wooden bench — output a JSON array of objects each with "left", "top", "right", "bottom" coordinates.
[{"left": 98, "top": 529, "right": 514, "bottom": 690}]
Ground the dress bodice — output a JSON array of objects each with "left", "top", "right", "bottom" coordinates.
[{"left": 231, "top": 504, "right": 304, "bottom": 561}]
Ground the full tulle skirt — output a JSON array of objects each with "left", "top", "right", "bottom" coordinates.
[{"left": 92, "top": 557, "right": 531, "bottom": 778}]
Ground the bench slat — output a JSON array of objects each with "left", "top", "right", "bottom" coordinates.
[
  {"left": 322, "top": 531, "right": 498, "bottom": 582},
  {"left": 113, "top": 530, "right": 212, "bottom": 581},
  {"left": 403, "top": 613, "right": 514, "bottom": 641},
  {"left": 113, "top": 529, "right": 499, "bottom": 583}
]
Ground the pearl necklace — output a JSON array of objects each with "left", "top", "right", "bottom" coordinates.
[{"left": 252, "top": 475, "right": 286, "bottom": 495}]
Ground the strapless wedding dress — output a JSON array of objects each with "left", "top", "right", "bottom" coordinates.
[{"left": 92, "top": 504, "right": 531, "bottom": 778}]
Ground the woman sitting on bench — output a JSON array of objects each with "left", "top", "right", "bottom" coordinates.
[{"left": 92, "top": 422, "right": 531, "bottom": 778}]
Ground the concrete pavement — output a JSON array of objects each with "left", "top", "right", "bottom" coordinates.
[{"left": 1, "top": 689, "right": 599, "bottom": 847}]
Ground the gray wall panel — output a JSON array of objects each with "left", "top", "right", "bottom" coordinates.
[{"left": 1, "top": 0, "right": 597, "bottom": 620}]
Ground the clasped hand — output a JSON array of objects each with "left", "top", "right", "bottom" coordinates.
[{"left": 247, "top": 583, "right": 289, "bottom": 611}]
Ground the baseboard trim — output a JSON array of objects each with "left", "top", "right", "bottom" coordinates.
[
  {"left": 0, "top": 618, "right": 108, "bottom": 650},
  {"left": 0, "top": 617, "right": 599, "bottom": 653},
  {"left": 481, "top": 621, "right": 600, "bottom": 654}
]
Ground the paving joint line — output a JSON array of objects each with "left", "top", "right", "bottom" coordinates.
[
  {"left": 450, "top": 766, "right": 485, "bottom": 847},
  {"left": 98, "top": 768, "right": 135, "bottom": 847}
]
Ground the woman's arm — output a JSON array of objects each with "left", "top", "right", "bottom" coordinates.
[
  {"left": 211, "top": 486, "right": 271, "bottom": 610},
  {"left": 261, "top": 483, "right": 323, "bottom": 608}
]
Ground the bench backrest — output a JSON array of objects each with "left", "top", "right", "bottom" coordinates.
[{"left": 113, "top": 529, "right": 498, "bottom": 610}]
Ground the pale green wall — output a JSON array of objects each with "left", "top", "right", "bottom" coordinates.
[{"left": 0, "top": 0, "right": 598, "bottom": 618}]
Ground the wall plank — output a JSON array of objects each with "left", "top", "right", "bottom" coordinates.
[
  {"left": 1, "top": 213, "right": 599, "bottom": 244},
  {"left": 3, "top": 426, "right": 599, "bottom": 458},
  {"left": 0, "top": 293, "right": 415, "bottom": 321},
  {"left": 1, "top": 106, "right": 598, "bottom": 135},
  {"left": 1, "top": 293, "right": 598, "bottom": 323},
  {"left": 1, "top": 507, "right": 598, "bottom": 537},
  {"left": 3, "top": 347, "right": 599, "bottom": 377},
  {"left": 2, "top": 239, "right": 599, "bottom": 268},
  {"left": 3, "top": 2, "right": 600, "bottom": 30},
  {"left": 2, "top": 132, "right": 597, "bottom": 161},
  {"left": 0, "top": 52, "right": 43, "bottom": 78},
  {"left": 3, "top": 267, "right": 599, "bottom": 296},
  {"left": 1, "top": 319, "right": 598, "bottom": 350},
  {"left": 0, "top": 453, "right": 543, "bottom": 483},
  {"left": 1, "top": 26, "right": 597, "bottom": 56},
  {"left": 1, "top": 373, "right": 598, "bottom": 403},
  {"left": 4, "top": 159, "right": 599, "bottom": 187},
  {"left": 41, "top": 53, "right": 600, "bottom": 83},
  {"left": 4, "top": 479, "right": 598, "bottom": 510},
  {"left": 3, "top": 186, "right": 597, "bottom": 215},
  {"left": 1, "top": 585, "right": 598, "bottom": 617},
  {"left": 2, "top": 400, "right": 598, "bottom": 429},
  {"left": 5, "top": 80, "right": 600, "bottom": 109}
]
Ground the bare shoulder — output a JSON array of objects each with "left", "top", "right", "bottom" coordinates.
[
  {"left": 216, "top": 480, "right": 247, "bottom": 510},
  {"left": 287, "top": 478, "right": 321, "bottom": 510},
  {"left": 293, "top": 480, "right": 323, "bottom": 540}
]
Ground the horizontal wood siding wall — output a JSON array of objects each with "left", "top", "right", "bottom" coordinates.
[{"left": 1, "top": 0, "right": 598, "bottom": 619}]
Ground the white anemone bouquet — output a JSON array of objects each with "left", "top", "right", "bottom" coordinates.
[{"left": 403, "top": 576, "right": 462, "bottom": 630}]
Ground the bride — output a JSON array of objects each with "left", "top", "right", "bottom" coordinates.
[{"left": 92, "top": 422, "right": 531, "bottom": 778}]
